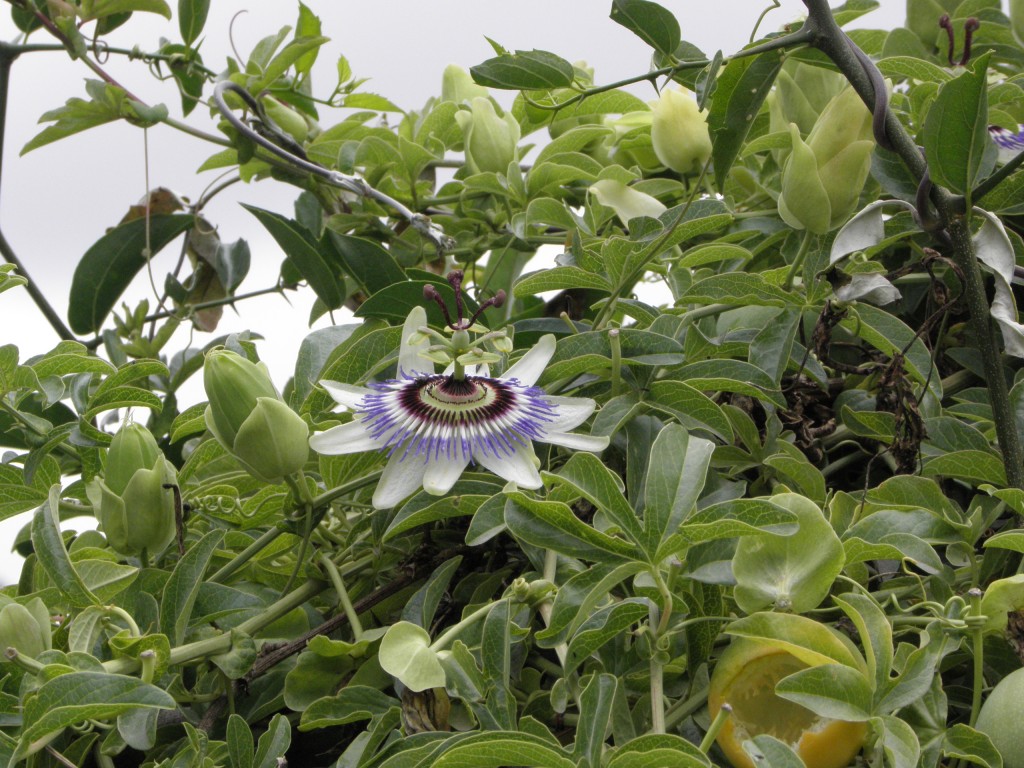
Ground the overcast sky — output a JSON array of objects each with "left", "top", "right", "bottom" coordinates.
[{"left": 0, "top": 1, "right": 907, "bottom": 583}]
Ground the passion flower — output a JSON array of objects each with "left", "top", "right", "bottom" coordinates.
[{"left": 309, "top": 300, "right": 608, "bottom": 509}]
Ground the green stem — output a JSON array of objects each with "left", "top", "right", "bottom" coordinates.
[
  {"left": 320, "top": 552, "right": 363, "bottom": 639},
  {"left": 967, "top": 588, "right": 985, "bottom": 728},
  {"left": 785, "top": 231, "right": 814, "bottom": 290},
  {"left": 105, "top": 606, "right": 141, "bottom": 637},
  {"left": 609, "top": 328, "right": 622, "bottom": 397},
  {"left": 665, "top": 683, "right": 710, "bottom": 730},
  {"left": 945, "top": 216, "right": 1024, "bottom": 489},
  {"left": 207, "top": 526, "right": 283, "bottom": 584},
  {"left": 310, "top": 470, "right": 384, "bottom": 509},
  {"left": 700, "top": 703, "right": 733, "bottom": 753},
  {"left": 104, "top": 578, "right": 326, "bottom": 674},
  {"left": 430, "top": 600, "right": 499, "bottom": 652}
]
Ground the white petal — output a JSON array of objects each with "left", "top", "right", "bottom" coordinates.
[
  {"left": 320, "top": 380, "right": 372, "bottom": 409},
  {"left": 543, "top": 431, "right": 610, "bottom": 452},
  {"left": 372, "top": 451, "right": 428, "bottom": 509},
  {"left": 309, "top": 420, "right": 380, "bottom": 454},
  {"left": 473, "top": 442, "right": 542, "bottom": 489},
  {"left": 501, "top": 335, "right": 556, "bottom": 386},
  {"left": 422, "top": 453, "right": 471, "bottom": 496},
  {"left": 543, "top": 396, "right": 596, "bottom": 434},
  {"left": 400, "top": 306, "right": 432, "bottom": 375}
]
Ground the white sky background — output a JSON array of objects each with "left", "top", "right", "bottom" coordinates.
[{"left": 0, "top": 0, "right": 906, "bottom": 583}]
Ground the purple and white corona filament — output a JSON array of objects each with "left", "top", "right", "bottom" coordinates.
[
  {"left": 990, "top": 125, "right": 1024, "bottom": 163},
  {"left": 309, "top": 315, "right": 609, "bottom": 509}
]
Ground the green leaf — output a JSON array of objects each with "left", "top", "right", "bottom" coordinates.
[
  {"left": 609, "top": 0, "right": 681, "bottom": 57},
  {"left": 355, "top": 280, "right": 479, "bottom": 327},
  {"left": 294, "top": 3, "right": 322, "bottom": 76},
  {"left": 943, "top": 724, "right": 1003, "bottom": 768},
  {"left": 607, "top": 734, "right": 711, "bottom": 768},
  {"left": 13, "top": 672, "right": 174, "bottom": 763},
  {"left": 160, "top": 530, "right": 224, "bottom": 646},
  {"left": 678, "top": 272, "right": 802, "bottom": 307},
  {"left": 544, "top": 452, "right": 644, "bottom": 547},
  {"left": 708, "top": 49, "right": 784, "bottom": 189},
  {"left": 923, "top": 51, "right": 994, "bottom": 194},
  {"left": 504, "top": 492, "right": 640, "bottom": 562},
  {"left": 431, "top": 732, "right": 575, "bottom": 768},
  {"left": 732, "top": 493, "right": 843, "bottom": 614},
  {"left": 243, "top": 205, "right": 343, "bottom": 310},
  {"left": 68, "top": 215, "right": 194, "bottom": 334},
  {"left": 536, "top": 562, "right": 646, "bottom": 648},
  {"left": 642, "top": 424, "right": 714, "bottom": 556},
  {"left": 178, "top": 0, "right": 210, "bottom": 45},
  {"left": 471, "top": 50, "right": 575, "bottom": 90},
  {"left": 384, "top": 494, "right": 489, "bottom": 541},
  {"left": 253, "top": 714, "right": 291, "bottom": 768},
  {"left": 646, "top": 380, "right": 732, "bottom": 441},
  {"left": 378, "top": 621, "right": 446, "bottom": 692},
  {"left": 876, "top": 55, "right": 953, "bottom": 84},
  {"left": 876, "top": 714, "right": 921, "bottom": 768},
  {"left": 574, "top": 674, "right": 618, "bottom": 766},
  {"left": 83, "top": 0, "right": 171, "bottom": 20},
  {"left": 658, "top": 499, "right": 798, "bottom": 559},
  {"left": 299, "top": 686, "right": 399, "bottom": 730},
  {"left": 325, "top": 231, "right": 405, "bottom": 294},
  {"left": 923, "top": 450, "right": 1007, "bottom": 486},
  {"left": 253, "top": 36, "right": 330, "bottom": 91},
  {"left": 514, "top": 267, "right": 612, "bottom": 296},
  {"left": 32, "top": 487, "right": 99, "bottom": 607},
  {"left": 726, "top": 611, "right": 864, "bottom": 669},
  {"left": 833, "top": 593, "right": 893, "bottom": 696},
  {"left": 839, "top": 303, "right": 940, "bottom": 397},
  {"left": 748, "top": 736, "right": 807, "bottom": 768},
  {"left": 564, "top": 598, "right": 650, "bottom": 673},
  {"left": 23, "top": 92, "right": 116, "bottom": 153},
  {"left": 671, "top": 359, "right": 786, "bottom": 408},
  {"left": 227, "top": 714, "right": 255, "bottom": 768}
]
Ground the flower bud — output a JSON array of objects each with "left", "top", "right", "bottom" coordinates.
[
  {"left": 0, "top": 598, "right": 51, "bottom": 659},
  {"left": 261, "top": 96, "right": 308, "bottom": 144},
  {"left": 441, "top": 64, "right": 489, "bottom": 104},
  {"left": 203, "top": 349, "right": 309, "bottom": 483},
  {"left": 87, "top": 423, "right": 177, "bottom": 556},
  {"left": 1011, "top": 0, "right": 1024, "bottom": 42},
  {"left": 454, "top": 97, "right": 521, "bottom": 175},
  {"left": 777, "top": 86, "right": 875, "bottom": 234},
  {"left": 769, "top": 61, "right": 846, "bottom": 137},
  {"left": 650, "top": 87, "right": 712, "bottom": 175},
  {"left": 605, "top": 110, "right": 660, "bottom": 170}
]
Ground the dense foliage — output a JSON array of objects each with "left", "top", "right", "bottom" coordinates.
[{"left": 2, "top": 0, "right": 1024, "bottom": 766}]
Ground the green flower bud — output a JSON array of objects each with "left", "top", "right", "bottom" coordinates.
[
  {"left": 88, "top": 423, "right": 177, "bottom": 556},
  {"left": 606, "top": 111, "right": 661, "bottom": 171},
  {"left": 769, "top": 61, "right": 846, "bottom": 137},
  {"left": 261, "top": 96, "right": 309, "bottom": 144},
  {"left": 1011, "top": 0, "right": 1024, "bottom": 42},
  {"left": 777, "top": 87, "right": 875, "bottom": 234},
  {"left": 441, "top": 64, "right": 489, "bottom": 104},
  {"left": 650, "top": 87, "right": 712, "bottom": 175},
  {"left": 203, "top": 349, "right": 309, "bottom": 483},
  {"left": 454, "top": 97, "right": 521, "bottom": 175},
  {"left": 0, "top": 598, "right": 51, "bottom": 659}
]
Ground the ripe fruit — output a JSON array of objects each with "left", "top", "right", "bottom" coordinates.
[
  {"left": 975, "top": 667, "right": 1024, "bottom": 768},
  {"left": 708, "top": 638, "right": 868, "bottom": 768}
]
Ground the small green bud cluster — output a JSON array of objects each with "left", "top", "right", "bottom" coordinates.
[
  {"left": 87, "top": 423, "right": 177, "bottom": 557},
  {"left": 203, "top": 349, "right": 309, "bottom": 483},
  {"left": 777, "top": 86, "right": 876, "bottom": 234}
]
